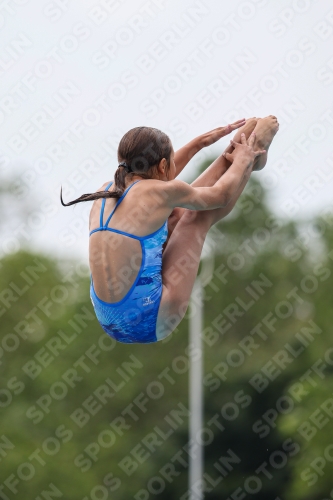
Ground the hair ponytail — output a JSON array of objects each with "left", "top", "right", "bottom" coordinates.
[
  {"left": 60, "top": 166, "right": 129, "bottom": 206},
  {"left": 60, "top": 126, "right": 172, "bottom": 207}
]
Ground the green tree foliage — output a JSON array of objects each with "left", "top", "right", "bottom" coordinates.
[{"left": 1, "top": 168, "right": 333, "bottom": 499}]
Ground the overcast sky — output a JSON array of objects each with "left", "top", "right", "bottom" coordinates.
[{"left": 1, "top": 0, "right": 332, "bottom": 261}]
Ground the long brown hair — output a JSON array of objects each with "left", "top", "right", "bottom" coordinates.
[{"left": 60, "top": 127, "right": 172, "bottom": 206}]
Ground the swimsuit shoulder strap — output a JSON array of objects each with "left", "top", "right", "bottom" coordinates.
[
  {"left": 99, "top": 181, "right": 114, "bottom": 227},
  {"left": 104, "top": 180, "right": 142, "bottom": 228}
]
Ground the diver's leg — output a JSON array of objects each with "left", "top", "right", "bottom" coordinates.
[
  {"left": 165, "top": 117, "right": 258, "bottom": 244},
  {"left": 165, "top": 115, "right": 279, "bottom": 244},
  {"left": 156, "top": 116, "right": 280, "bottom": 339},
  {"left": 156, "top": 209, "right": 212, "bottom": 340},
  {"left": 203, "top": 115, "right": 280, "bottom": 225}
]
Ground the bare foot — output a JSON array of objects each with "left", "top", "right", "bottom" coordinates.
[
  {"left": 233, "top": 116, "right": 258, "bottom": 142},
  {"left": 251, "top": 115, "right": 279, "bottom": 171},
  {"left": 223, "top": 117, "right": 258, "bottom": 161}
]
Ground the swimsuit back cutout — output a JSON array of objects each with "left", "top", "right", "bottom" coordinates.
[{"left": 89, "top": 180, "right": 168, "bottom": 343}]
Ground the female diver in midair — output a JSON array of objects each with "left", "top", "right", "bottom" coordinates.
[{"left": 60, "top": 116, "right": 279, "bottom": 343}]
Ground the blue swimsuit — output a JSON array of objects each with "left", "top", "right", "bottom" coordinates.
[{"left": 89, "top": 180, "right": 168, "bottom": 344}]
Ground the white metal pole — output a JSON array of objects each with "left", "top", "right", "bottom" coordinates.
[{"left": 189, "top": 277, "right": 203, "bottom": 500}]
